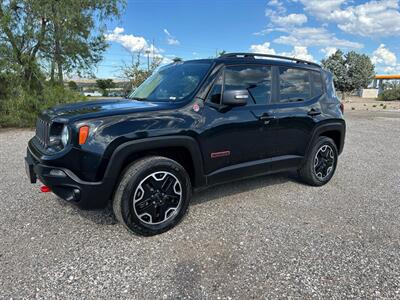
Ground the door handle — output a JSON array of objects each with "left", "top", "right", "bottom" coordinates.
[
  {"left": 307, "top": 109, "right": 321, "bottom": 117},
  {"left": 259, "top": 115, "right": 274, "bottom": 120},
  {"left": 259, "top": 115, "right": 275, "bottom": 125}
]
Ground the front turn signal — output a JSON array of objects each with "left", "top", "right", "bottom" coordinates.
[{"left": 79, "top": 126, "right": 90, "bottom": 145}]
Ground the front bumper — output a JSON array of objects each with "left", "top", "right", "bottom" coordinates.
[{"left": 25, "top": 148, "right": 111, "bottom": 209}]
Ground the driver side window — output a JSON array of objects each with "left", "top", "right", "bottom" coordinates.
[
  {"left": 206, "top": 65, "right": 272, "bottom": 105},
  {"left": 207, "top": 72, "right": 223, "bottom": 104}
]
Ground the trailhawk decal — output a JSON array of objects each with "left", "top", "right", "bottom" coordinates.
[{"left": 210, "top": 150, "right": 231, "bottom": 159}]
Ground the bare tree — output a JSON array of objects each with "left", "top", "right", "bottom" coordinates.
[{"left": 119, "top": 49, "right": 162, "bottom": 93}]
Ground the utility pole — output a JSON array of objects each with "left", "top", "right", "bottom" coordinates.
[{"left": 145, "top": 50, "right": 150, "bottom": 71}]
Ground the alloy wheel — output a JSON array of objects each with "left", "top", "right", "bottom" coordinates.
[
  {"left": 314, "top": 145, "right": 335, "bottom": 180},
  {"left": 133, "top": 171, "right": 182, "bottom": 225}
]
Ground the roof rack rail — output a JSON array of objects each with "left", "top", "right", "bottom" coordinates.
[{"left": 220, "top": 52, "right": 321, "bottom": 68}]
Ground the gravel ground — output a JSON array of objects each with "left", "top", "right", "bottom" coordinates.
[{"left": 1, "top": 111, "right": 400, "bottom": 299}]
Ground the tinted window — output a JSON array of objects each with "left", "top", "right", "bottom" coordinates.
[
  {"left": 224, "top": 65, "right": 272, "bottom": 105},
  {"left": 207, "top": 72, "right": 223, "bottom": 104},
  {"left": 311, "top": 70, "right": 324, "bottom": 97},
  {"left": 129, "top": 62, "right": 211, "bottom": 102},
  {"left": 278, "top": 67, "right": 311, "bottom": 103}
]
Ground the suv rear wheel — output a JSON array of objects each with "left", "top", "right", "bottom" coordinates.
[
  {"left": 113, "top": 156, "right": 191, "bottom": 236},
  {"left": 298, "top": 136, "right": 338, "bottom": 186}
]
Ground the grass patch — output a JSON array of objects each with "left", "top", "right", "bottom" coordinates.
[
  {"left": 0, "top": 84, "right": 85, "bottom": 128},
  {"left": 379, "top": 87, "right": 400, "bottom": 101}
]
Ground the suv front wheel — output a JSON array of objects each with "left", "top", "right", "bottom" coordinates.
[
  {"left": 113, "top": 156, "right": 191, "bottom": 236},
  {"left": 298, "top": 136, "right": 338, "bottom": 186}
]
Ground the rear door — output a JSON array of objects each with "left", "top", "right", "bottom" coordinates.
[{"left": 265, "top": 66, "right": 325, "bottom": 158}]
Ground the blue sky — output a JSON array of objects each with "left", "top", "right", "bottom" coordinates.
[{"left": 96, "top": 0, "right": 400, "bottom": 78}]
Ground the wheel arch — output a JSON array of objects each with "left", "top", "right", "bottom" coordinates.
[
  {"left": 103, "top": 136, "right": 206, "bottom": 190},
  {"left": 307, "top": 121, "right": 346, "bottom": 155}
]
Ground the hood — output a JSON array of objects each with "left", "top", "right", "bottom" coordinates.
[{"left": 44, "top": 98, "right": 176, "bottom": 122}]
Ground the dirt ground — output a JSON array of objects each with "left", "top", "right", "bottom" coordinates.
[{"left": 344, "top": 96, "right": 400, "bottom": 112}]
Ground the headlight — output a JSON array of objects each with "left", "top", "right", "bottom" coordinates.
[{"left": 61, "top": 126, "right": 69, "bottom": 146}]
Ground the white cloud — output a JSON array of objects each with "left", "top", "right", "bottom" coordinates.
[
  {"left": 371, "top": 44, "right": 400, "bottom": 74},
  {"left": 321, "top": 47, "right": 338, "bottom": 58},
  {"left": 297, "top": 0, "right": 346, "bottom": 20},
  {"left": 274, "top": 27, "right": 363, "bottom": 49},
  {"left": 166, "top": 38, "right": 180, "bottom": 46},
  {"left": 249, "top": 42, "right": 276, "bottom": 54},
  {"left": 270, "top": 13, "right": 308, "bottom": 26},
  {"left": 265, "top": 3, "right": 308, "bottom": 27},
  {"left": 298, "top": 0, "right": 400, "bottom": 37},
  {"left": 105, "top": 27, "right": 171, "bottom": 64},
  {"left": 383, "top": 65, "right": 400, "bottom": 73},
  {"left": 267, "top": 0, "right": 286, "bottom": 14},
  {"left": 281, "top": 46, "right": 315, "bottom": 62},
  {"left": 113, "top": 27, "right": 124, "bottom": 34},
  {"left": 105, "top": 27, "right": 158, "bottom": 53},
  {"left": 163, "top": 28, "right": 180, "bottom": 45},
  {"left": 337, "top": 0, "right": 400, "bottom": 37},
  {"left": 256, "top": 1, "right": 308, "bottom": 35},
  {"left": 372, "top": 44, "right": 397, "bottom": 66},
  {"left": 249, "top": 42, "right": 314, "bottom": 62},
  {"left": 259, "top": 2, "right": 360, "bottom": 49}
]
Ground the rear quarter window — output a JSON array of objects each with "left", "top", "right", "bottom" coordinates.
[{"left": 311, "top": 70, "right": 324, "bottom": 97}]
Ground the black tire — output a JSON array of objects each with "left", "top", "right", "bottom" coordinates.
[
  {"left": 298, "top": 136, "right": 338, "bottom": 186},
  {"left": 113, "top": 156, "right": 191, "bottom": 236}
]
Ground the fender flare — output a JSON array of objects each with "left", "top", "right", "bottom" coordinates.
[
  {"left": 102, "top": 135, "right": 206, "bottom": 188},
  {"left": 306, "top": 120, "right": 346, "bottom": 155}
]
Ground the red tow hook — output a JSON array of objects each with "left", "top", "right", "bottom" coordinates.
[{"left": 40, "top": 185, "right": 51, "bottom": 193}]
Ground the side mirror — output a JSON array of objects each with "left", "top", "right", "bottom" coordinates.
[{"left": 221, "top": 90, "right": 249, "bottom": 106}]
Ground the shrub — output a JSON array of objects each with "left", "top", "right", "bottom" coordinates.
[
  {"left": 379, "top": 87, "right": 400, "bottom": 101},
  {"left": 0, "top": 83, "right": 85, "bottom": 128}
]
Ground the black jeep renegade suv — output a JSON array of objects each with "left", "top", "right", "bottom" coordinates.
[{"left": 25, "top": 53, "right": 345, "bottom": 236}]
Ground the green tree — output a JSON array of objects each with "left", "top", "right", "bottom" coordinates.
[
  {"left": 96, "top": 79, "right": 115, "bottom": 96},
  {"left": 218, "top": 50, "right": 227, "bottom": 57},
  {"left": 0, "top": 0, "right": 125, "bottom": 90},
  {"left": 322, "top": 50, "right": 375, "bottom": 99},
  {"left": 68, "top": 81, "right": 79, "bottom": 91},
  {"left": 44, "top": 0, "right": 125, "bottom": 83},
  {"left": 0, "top": 1, "right": 50, "bottom": 91},
  {"left": 172, "top": 57, "right": 183, "bottom": 63}
]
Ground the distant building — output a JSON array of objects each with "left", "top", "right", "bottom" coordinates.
[
  {"left": 372, "top": 74, "right": 400, "bottom": 93},
  {"left": 362, "top": 74, "right": 400, "bottom": 98}
]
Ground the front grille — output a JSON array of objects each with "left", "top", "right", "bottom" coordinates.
[{"left": 35, "top": 118, "right": 51, "bottom": 147}]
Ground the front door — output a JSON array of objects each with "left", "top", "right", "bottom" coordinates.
[{"left": 198, "top": 64, "right": 277, "bottom": 175}]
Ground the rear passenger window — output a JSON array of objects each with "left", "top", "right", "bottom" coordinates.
[
  {"left": 224, "top": 65, "right": 272, "bottom": 105},
  {"left": 278, "top": 67, "right": 311, "bottom": 103},
  {"left": 311, "top": 70, "right": 324, "bottom": 97}
]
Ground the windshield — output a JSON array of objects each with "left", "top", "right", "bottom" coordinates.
[{"left": 128, "top": 62, "right": 211, "bottom": 102}]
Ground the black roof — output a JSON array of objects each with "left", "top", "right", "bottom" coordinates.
[
  {"left": 181, "top": 53, "right": 322, "bottom": 70},
  {"left": 218, "top": 52, "right": 321, "bottom": 68}
]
